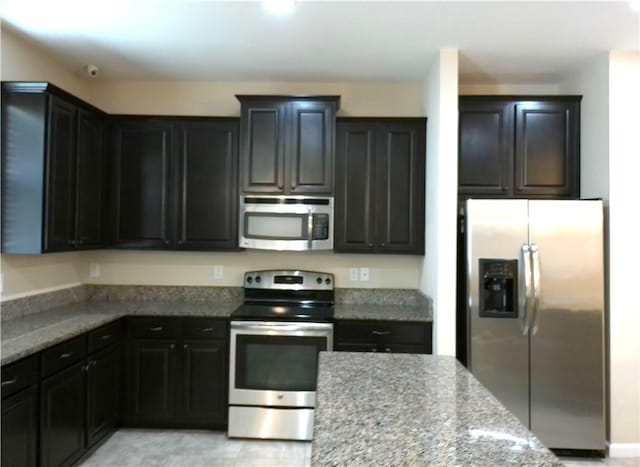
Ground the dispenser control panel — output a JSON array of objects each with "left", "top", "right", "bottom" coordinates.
[{"left": 479, "top": 259, "right": 518, "bottom": 318}]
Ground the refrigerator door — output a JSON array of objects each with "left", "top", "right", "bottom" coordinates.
[
  {"left": 466, "top": 199, "right": 530, "bottom": 427},
  {"left": 528, "top": 200, "right": 605, "bottom": 450}
]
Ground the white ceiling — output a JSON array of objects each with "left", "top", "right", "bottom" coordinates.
[{"left": 1, "top": 0, "right": 638, "bottom": 84}]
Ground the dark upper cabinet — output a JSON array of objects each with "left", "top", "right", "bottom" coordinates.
[
  {"left": 335, "top": 118, "right": 426, "bottom": 254},
  {"left": 111, "top": 118, "right": 239, "bottom": 250},
  {"left": 1, "top": 385, "right": 38, "bottom": 467},
  {"left": 112, "top": 120, "right": 173, "bottom": 248},
  {"left": 237, "top": 96, "right": 339, "bottom": 195},
  {"left": 173, "top": 120, "right": 238, "bottom": 250},
  {"left": 75, "top": 109, "right": 108, "bottom": 249},
  {"left": 1, "top": 82, "right": 108, "bottom": 254},
  {"left": 458, "top": 96, "right": 580, "bottom": 199},
  {"left": 40, "top": 362, "right": 87, "bottom": 467}
]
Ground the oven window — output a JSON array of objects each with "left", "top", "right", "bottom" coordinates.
[
  {"left": 244, "top": 213, "right": 306, "bottom": 240},
  {"left": 235, "top": 335, "right": 326, "bottom": 391}
]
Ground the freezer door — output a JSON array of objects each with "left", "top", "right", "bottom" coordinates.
[
  {"left": 528, "top": 200, "right": 605, "bottom": 450},
  {"left": 466, "top": 199, "right": 530, "bottom": 427}
]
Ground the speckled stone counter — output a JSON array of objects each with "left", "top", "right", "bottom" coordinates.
[
  {"left": 312, "top": 352, "right": 561, "bottom": 467},
  {"left": 334, "top": 304, "right": 431, "bottom": 322},
  {"left": 1, "top": 300, "right": 240, "bottom": 366}
]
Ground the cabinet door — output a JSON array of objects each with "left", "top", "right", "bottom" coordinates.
[
  {"left": 514, "top": 101, "right": 579, "bottom": 198},
  {"left": 334, "top": 121, "right": 376, "bottom": 252},
  {"left": 289, "top": 101, "right": 334, "bottom": 194},
  {"left": 174, "top": 120, "right": 238, "bottom": 250},
  {"left": 44, "top": 96, "right": 77, "bottom": 252},
  {"left": 86, "top": 345, "right": 120, "bottom": 448},
  {"left": 75, "top": 109, "right": 107, "bottom": 249},
  {"left": 112, "top": 121, "right": 172, "bottom": 248},
  {"left": 125, "top": 340, "right": 176, "bottom": 425},
  {"left": 178, "top": 340, "right": 226, "bottom": 426},
  {"left": 376, "top": 121, "right": 425, "bottom": 254},
  {"left": 240, "top": 101, "right": 287, "bottom": 193},
  {"left": 1, "top": 385, "right": 38, "bottom": 467},
  {"left": 458, "top": 100, "right": 512, "bottom": 196},
  {"left": 40, "top": 362, "right": 86, "bottom": 467}
]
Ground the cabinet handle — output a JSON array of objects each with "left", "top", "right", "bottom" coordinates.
[
  {"left": 101, "top": 334, "right": 112, "bottom": 340},
  {"left": 184, "top": 344, "right": 188, "bottom": 349},
  {"left": 77, "top": 239, "right": 84, "bottom": 245},
  {"left": 385, "top": 347, "right": 391, "bottom": 352},
  {"left": 502, "top": 185, "right": 509, "bottom": 192},
  {"left": 169, "top": 344, "right": 175, "bottom": 349},
  {"left": 59, "top": 352, "right": 73, "bottom": 359},
  {"left": 92, "top": 360, "right": 97, "bottom": 367},
  {"left": 1, "top": 378, "right": 17, "bottom": 387},
  {"left": 149, "top": 327, "right": 163, "bottom": 332},
  {"left": 380, "top": 243, "right": 386, "bottom": 248},
  {"left": 371, "top": 347, "right": 377, "bottom": 352},
  {"left": 68, "top": 240, "right": 76, "bottom": 246},
  {"left": 163, "top": 240, "right": 170, "bottom": 245},
  {"left": 177, "top": 240, "right": 185, "bottom": 245},
  {"left": 368, "top": 243, "right": 374, "bottom": 248},
  {"left": 372, "top": 330, "right": 390, "bottom": 336},
  {"left": 201, "top": 328, "right": 214, "bottom": 332}
]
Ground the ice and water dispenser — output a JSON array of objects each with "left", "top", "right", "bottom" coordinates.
[{"left": 478, "top": 259, "right": 518, "bottom": 318}]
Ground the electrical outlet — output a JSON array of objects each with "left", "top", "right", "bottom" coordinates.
[
  {"left": 349, "top": 268, "right": 359, "bottom": 281},
  {"left": 359, "top": 267, "right": 370, "bottom": 282},
  {"left": 213, "top": 265, "right": 224, "bottom": 280},
  {"left": 0, "top": 273, "right": 4, "bottom": 294},
  {"left": 89, "top": 263, "right": 101, "bottom": 278}
]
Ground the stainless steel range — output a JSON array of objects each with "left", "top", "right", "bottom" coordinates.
[{"left": 228, "top": 270, "right": 334, "bottom": 441}]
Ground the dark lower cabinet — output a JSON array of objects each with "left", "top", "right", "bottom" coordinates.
[
  {"left": 178, "top": 341, "right": 226, "bottom": 426},
  {"left": 40, "top": 362, "right": 86, "bottom": 467},
  {"left": 1, "top": 385, "right": 38, "bottom": 467},
  {"left": 126, "top": 341, "right": 177, "bottom": 425},
  {"left": 334, "top": 320, "right": 432, "bottom": 354},
  {"left": 123, "top": 317, "right": 228, "bottom": 428},
  {"left": 335, "top": 118, "right": 426, "bottom": 254},
  {"left": 86, "top": 345, "right": 120, "bottom": 447}
]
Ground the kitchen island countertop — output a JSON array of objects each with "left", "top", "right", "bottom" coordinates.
[{"left": 312, "top": 352, "right": 561, "bottom": 466}]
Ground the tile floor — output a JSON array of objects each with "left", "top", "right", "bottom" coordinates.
[{"left": 80, "top": 429, "right": 640, "bottom": 467}]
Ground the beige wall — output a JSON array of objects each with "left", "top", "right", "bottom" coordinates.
[
  {"left": 458, "top": 83, "right": 560, "bottom": 95},
  {"left": 88, "top": 80, "right": 424, "bottom": 117}
]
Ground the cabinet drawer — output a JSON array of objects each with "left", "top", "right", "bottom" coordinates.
[
  {"left": 335, "top": 321, "right": 428, "bottom": 345},
  {"left": 128, "top": 317, "right": 179, "bottom": 339},
  {"left": 88, "top": 320, "right": 123, "bottom": 354},
  {"left": 41, "top": 335, "right": 86, "bottom": 378},
  {"left": 334, "top": 343, "right": 428, "bottom": 354},
  {"left": 1, "top": 355, "right": 39, "bottom": 399},
  {"left": 181, "top": 318, "right": 226, "bottom": 340}
]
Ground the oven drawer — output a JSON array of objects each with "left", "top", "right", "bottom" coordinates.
[
  {"left": 129, "top": 317, "right": 179, "bottom": 339},
  {"left": 181, "top": 318, "right": 226, "bottom": 340}
]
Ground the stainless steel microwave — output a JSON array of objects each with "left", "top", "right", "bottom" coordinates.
[{"left": 239, "top": 195, "right": 333, "bottom": 251}]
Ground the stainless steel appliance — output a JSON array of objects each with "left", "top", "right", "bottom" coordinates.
[
  {"left": 239, "top": 195, "right": 333, "bottom": 251},
  {"left": 466, "top": 199, "right": 605, "bottom": 453},
  {"left": 228, "top": 270, "right": 334, "bottom": 441}
]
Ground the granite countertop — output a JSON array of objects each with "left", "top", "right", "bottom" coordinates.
[
  {"left": 333, "top": 304, "right": 431, "bottom": 322},
  {"left": 312, "top": 352, "right": 561, "bottom": 467},
  {"left": 1, "top": 300, "right": 240, "bottom": 366}
]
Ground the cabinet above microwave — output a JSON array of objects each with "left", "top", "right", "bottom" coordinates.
[{"left": 237, "top": 95, "right": 340, "bottom": 196}]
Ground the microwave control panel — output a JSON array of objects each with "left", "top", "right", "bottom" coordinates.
[{"left": 312, "top": 214, "right": 330, "bottom": 240}]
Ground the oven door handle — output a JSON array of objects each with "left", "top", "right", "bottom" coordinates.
[
  {"left": 231, "top": 321, "right": 332, "bottom": 333},
  {"left": 307, "top": 209, "right": 314, "bottom": 250}
]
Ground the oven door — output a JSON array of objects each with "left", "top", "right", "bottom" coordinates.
[{"left": 229, "top": 321, "right": 333, "bottom": 407}]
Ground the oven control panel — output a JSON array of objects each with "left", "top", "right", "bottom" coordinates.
[{"left": 244, "top": 270, "right": 334, "bottom": 291}]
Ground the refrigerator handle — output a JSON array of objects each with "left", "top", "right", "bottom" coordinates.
[
  {"left": 519, "top": 244, "right": 533, "bottom": 335},
  {"left": 530, "top": 243, "right": 541, "bottom": 335}
]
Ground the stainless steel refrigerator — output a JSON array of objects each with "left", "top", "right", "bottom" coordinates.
[{"left": 466, "top": 199, "right": 605, "bottom": 452}]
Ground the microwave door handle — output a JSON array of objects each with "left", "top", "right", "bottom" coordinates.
[{"left": 307, "top": 210, "right": 313, "bottom": 249}]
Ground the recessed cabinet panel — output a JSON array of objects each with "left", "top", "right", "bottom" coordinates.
[
  {"left": 44, "top": 96, "right": 77, "bottom": 252},
  {"left": 175, "top": 121, "right": 238, "bottom": 249},
  {"left": 458, "top": 103, "right": 511, "bottom": 195},
  {"left": 515, "top": 102, "right": 577, "bottom": 197},
  {"left": 1, "top": 385, "right": 38, "bottom": 467},
  {"left": 335, "top": 124, "right": 375, "bottom": 251},
  {"left": 242, "top": 105, "right": 286, "bottom": 192},
  {"left": 87, "top": 345, "right": 120, "bottom": 447},
  {"left": 112, "top": 122, "right": 172, "bottom": 247}
]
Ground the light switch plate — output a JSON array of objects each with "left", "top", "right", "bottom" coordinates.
[
  {"left": 89, "top": 263, "right": 101, "bottom": 278},
  {"left": 213, "top": 265, "right": 224, "bottom": 280},
  {"left": 349, "top": 268, "right": 359, "bottom": 281},
  {"left": 359, "top": 267, "right": 370, "bottom": 282}
]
